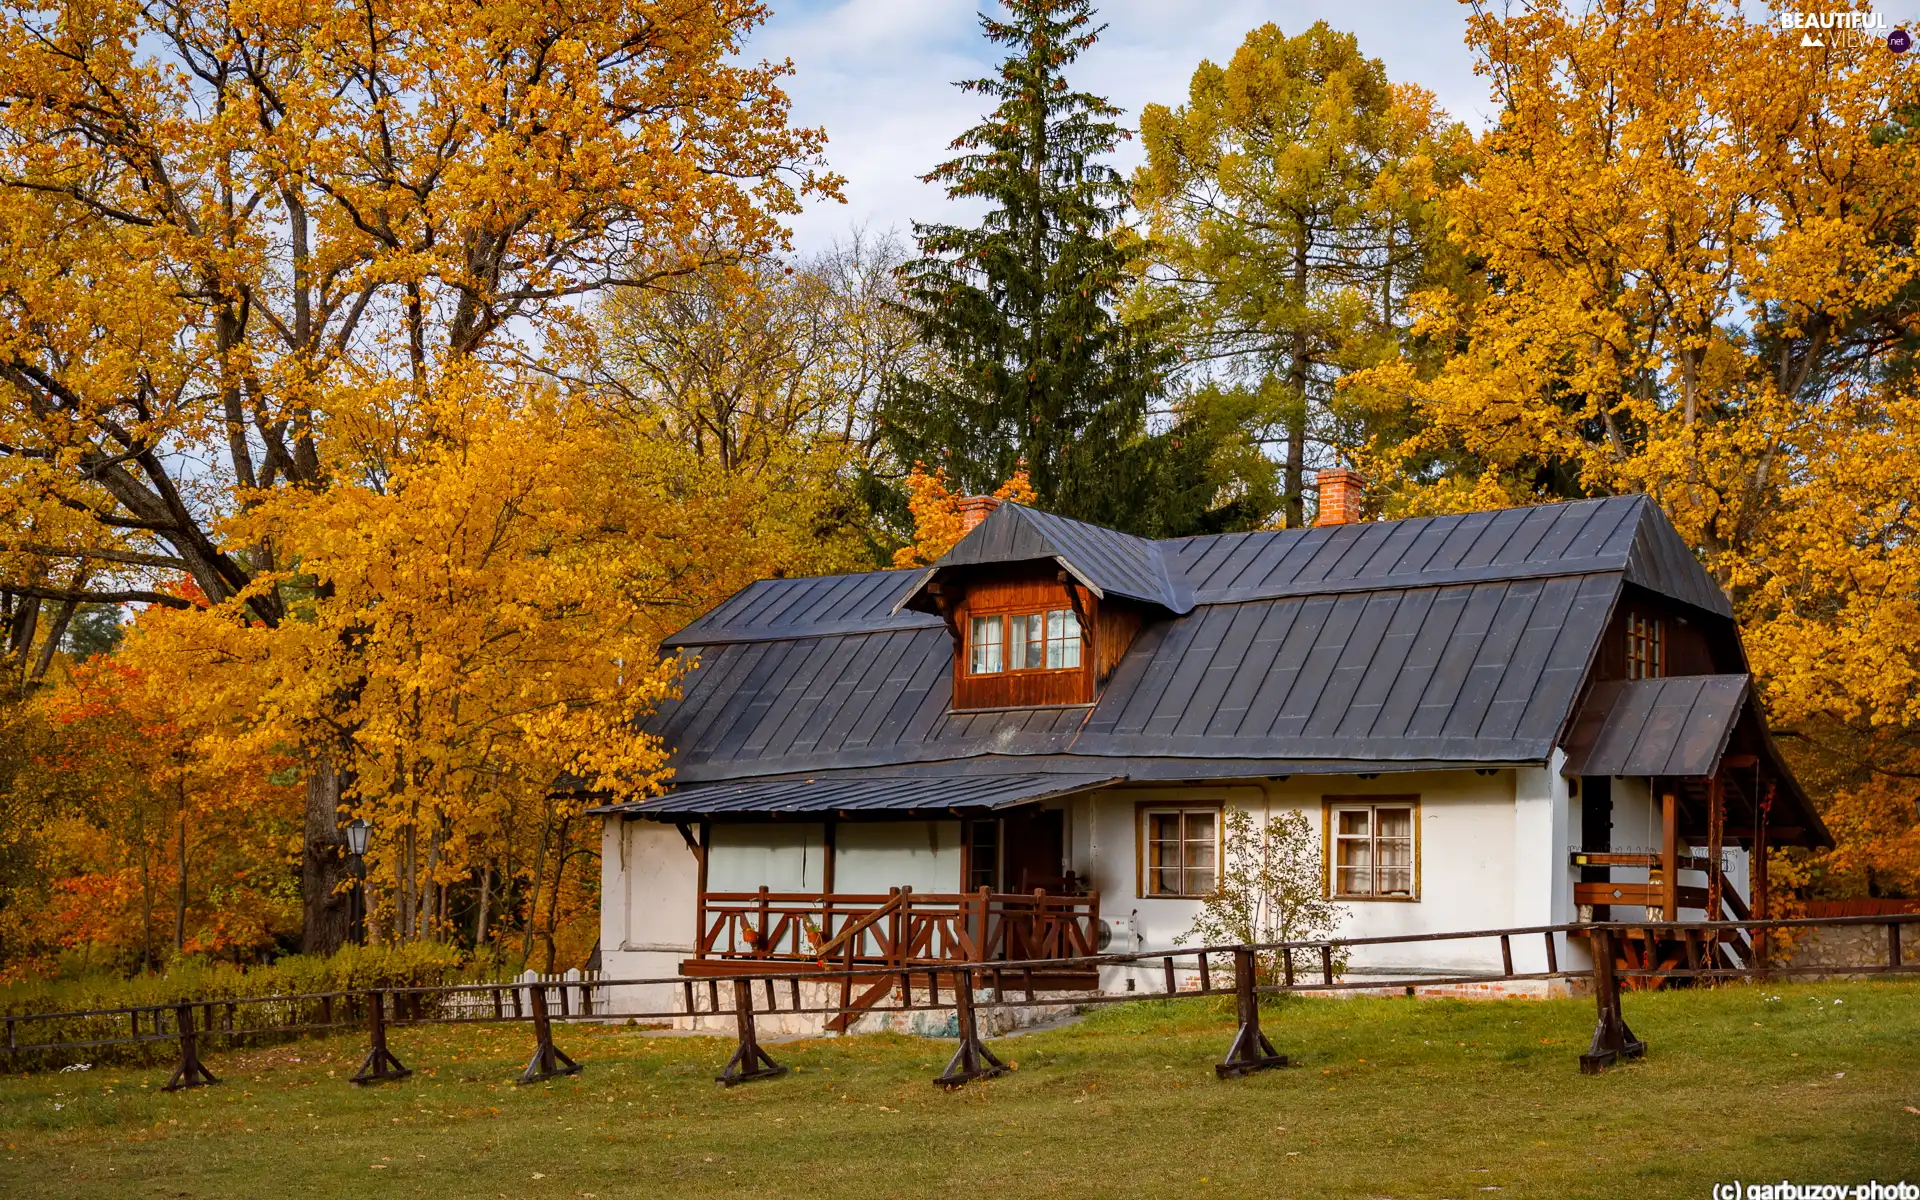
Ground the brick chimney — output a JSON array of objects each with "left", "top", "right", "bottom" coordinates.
[
  {"left": 958, "top": 495, "right": 1001, "bottom": 533},
  {"left": 1314, "top": 468, "right": 1366, "bottom": 527}
]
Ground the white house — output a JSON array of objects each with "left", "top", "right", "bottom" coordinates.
[{"left": 592, "top": 473, "right": 1826, "bottom": 1024}]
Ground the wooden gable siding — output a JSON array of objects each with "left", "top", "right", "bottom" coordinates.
[{"left": 1590, "top": 591, "right": 1720, "bottom": 681}]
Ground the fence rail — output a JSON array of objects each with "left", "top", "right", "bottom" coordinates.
[{"left": 4, "top": 913, "right": 1915, "bottom": 1090}]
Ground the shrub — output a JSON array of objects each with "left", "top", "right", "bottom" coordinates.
[
  {"left": 1177, "top": 808, "right": 1347, "bottom": 981},
  {"left": 0, "top": 943, "right": 505, "bottom": 1072}
]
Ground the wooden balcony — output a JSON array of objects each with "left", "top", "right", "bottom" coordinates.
[{"left": 685, "top": 886, "right": 1101, "bottom": 986}]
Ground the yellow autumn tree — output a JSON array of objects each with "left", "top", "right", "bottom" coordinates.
[
  {"left": 0, "top": 0, "right": 841, "bottom": 952},
  {"left": 1353, "top": 0, "right": 1920, "bottom": 895},
  {"left": 891, "top": 465, "right": 1037, "bottom": 568}
]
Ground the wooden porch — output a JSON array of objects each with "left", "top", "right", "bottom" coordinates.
[
  {"left": 684, "top": 887, "right": 1102, "bottom": 1027},
  {"left": 1571, "top": 762, "right": 1791, "bottom": 985}
]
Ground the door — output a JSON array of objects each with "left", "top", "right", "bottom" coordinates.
[{"left": 1001, "top": 808, "right": 1065, "bottom": 892}]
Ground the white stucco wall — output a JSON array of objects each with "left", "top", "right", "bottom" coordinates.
[
  {"left": 1073, "top": 770, "right": 1572, "bottom": 987},
  {"left": 599, "top": 817, "right": 701, "bottom": 1015}
]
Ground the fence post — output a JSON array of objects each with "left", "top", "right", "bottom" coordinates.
[
  {"left": 517, "top": 984, "right": 582, "bottom": 1086},
  {"left": 161, "top": 1003, "right": 219, "bottom": 1092},
  {"left": 1216, "top": 946, "right": 1287, "bottom": 1079},
  {"left": 934, "top": 967, "right": 1007, "bottom": 1088},
  {"left": 1890, "top": 922, "right": 1904, "bottom": 972},
  {"left": 716, "top": 977, "right": 786, "bottom": 1087},
  {"left": 349, "top": 990, "right": 413, "bottom": 1085},
  {"left": 1578, "top": 927, "right": 1646, "bottom": 1074}
]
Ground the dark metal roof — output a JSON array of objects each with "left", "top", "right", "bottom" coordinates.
[
  {"left": 643, "top": 571, "right": 1618, "bottom": 785},
  {"left": 670, "top": 494, "right": 1729, "bottom": 651},
  {"left": 1561, "top": 676, "right": 1749, "bottom": 777},
  {"left": 663, "top": 569, "right": 941, "bottom": 648},
  {"left": 897, "top": 503, "right": 1192, "bottom": 614},
  {"left": 1166, "top": 494, "right": 1731, "bottom": 616},
  {"left": 627, "top": 494, "right": 1753, "bottom": 796},
  {"left": 591, "top": 772, "right": 1122, "bottom": 818}
]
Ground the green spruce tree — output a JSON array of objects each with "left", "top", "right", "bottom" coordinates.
[{"left": 883, "top": 0, "right": 1218, "bottom": 535}]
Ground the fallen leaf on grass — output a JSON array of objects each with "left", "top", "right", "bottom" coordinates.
[{"left": 1904, "top": 1106, "right": 1919, "bottom": 1116}]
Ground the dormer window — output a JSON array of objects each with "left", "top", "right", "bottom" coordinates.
[
  {"left": 967, "top": 608, "right": 1082, "bottom": 675},
  {"left": 1626, "top": 612, "right": 1663, "bottom": 679}
]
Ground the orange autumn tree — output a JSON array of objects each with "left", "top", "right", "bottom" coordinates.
[
  {"left": 892, "top": 465, "right": 1037, "bottom": 568},
  {"left": 8, "top": 632, "right": 300, "bottom": 977},
  {"left": 0, "top": 0, "right": 840, "bottom": 954},
  {"left": 1352, "top": 1, "right": 1920, "bottom": 895}
]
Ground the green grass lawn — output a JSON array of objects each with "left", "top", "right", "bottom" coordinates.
[{"left": 1, "top": 978, "right": 1915, "bottom": 1199}]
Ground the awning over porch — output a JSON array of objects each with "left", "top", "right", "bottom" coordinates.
[
  {"left": 1563, "top": 675, "right": 1749, "bottom": 778},
  {"left": 589, "top": 772, "right": 1124, "bottom": 820},
  {"left": 1560, "top": 673, "right": 1829, "bottom": 848}
]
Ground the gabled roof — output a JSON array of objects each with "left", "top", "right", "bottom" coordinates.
[
  {"left": 636, "top": 493, "right": 1758, "bottom": 792},
  {"left": 896, "top": 503, "right": 1193, "bottom": 615}
]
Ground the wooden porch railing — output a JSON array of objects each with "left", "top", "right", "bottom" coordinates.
[{"left": 693, "top": 886, "right": 1101, "bottom": 968}]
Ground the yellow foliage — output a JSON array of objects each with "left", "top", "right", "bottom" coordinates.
[
  {"left": 891, "top": 464, "right": 1036, "bottom": 568},
  {"left": 1354, "top": 0, "right": 1920, "bottom": 895}
]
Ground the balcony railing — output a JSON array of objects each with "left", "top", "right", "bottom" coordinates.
[{"left": 693, "top": 886, "right": 1101, "bottom": 968}]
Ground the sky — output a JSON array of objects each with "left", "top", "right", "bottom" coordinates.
[{"left": 746, "top": 0, "right": 1493, "bottom": 256}]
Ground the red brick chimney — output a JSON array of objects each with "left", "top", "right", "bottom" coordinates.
[
  {"left": 1314, "top": 468, "right": 1366, "bottom": 527},
  {"left": 958, "top": 495, "right": 1001, "bottom": 533}
]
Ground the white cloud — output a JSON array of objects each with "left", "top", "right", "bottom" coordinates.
[{"left": 750, "top": 1, "right": 1490, "bottom": 255}]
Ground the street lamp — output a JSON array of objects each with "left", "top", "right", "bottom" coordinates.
[{"left": 343, "top": 819, "right": 371, "bottom": 945}]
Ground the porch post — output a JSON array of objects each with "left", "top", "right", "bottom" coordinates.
[
  {"left": 1706, "top": 775, "right": 1724, "bottom": 923},
  {"left": 1659, "top": 789, "right": 1679, "bottom": 923}
]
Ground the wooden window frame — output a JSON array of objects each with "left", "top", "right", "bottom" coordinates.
[
  {"left": 1134, "top": 801, "right": 1223, "bottom": 899},
  {"left": 1625, "top": 611, "right": 1664, "bottom": 680},
  {"left": 951, "top": 576, "right": 1097, "bottom": 710},
  {"left": 1320, "top": 796, "right": 1421, "bottom": 902},
  {"left": 966, "top": 606, "right": 1084, "bottom": 677}
]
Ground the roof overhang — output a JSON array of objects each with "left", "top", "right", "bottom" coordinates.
[
  {"left": 1560, "top": 674, "right": 1830, "bottom": 848},
  {"left": 587, "top": 772, "right": 1125, "bottom": 820}
]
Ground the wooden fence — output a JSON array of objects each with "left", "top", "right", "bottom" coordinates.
[{"left": 4, "top": 913, "right": 1915, "bottom": 1091}]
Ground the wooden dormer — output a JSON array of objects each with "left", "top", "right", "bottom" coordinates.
[
  {"left": 895, "top": 502, "right": 1187, "bottom": 713},
  {"left": 928, "top": 564, "right": 1147, "bottom": 710}
]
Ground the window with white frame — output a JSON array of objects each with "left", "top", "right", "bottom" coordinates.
[
  {"left": 968, "top": 614, "right": 1005, "bottom": 674},
  {"left": 1328, "top": 801, "right": 1416, "bottom": 899},
  {"left": 1141, "top": 807, "right": 1219, "bottom": 897}
]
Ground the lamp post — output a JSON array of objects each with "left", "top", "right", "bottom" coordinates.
[{"left": 344, "top": 819, "right": 371, "bottom": 947}]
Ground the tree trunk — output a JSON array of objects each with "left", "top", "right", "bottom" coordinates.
[
  {"left": 474, "top": 861, "right": 492, "bottom": 949},
  {"left": 174, "top": 779, "right": 188, "bottom": 955},
  {"left": 301, "top": 759, "right": 352, "bottom": 955}
]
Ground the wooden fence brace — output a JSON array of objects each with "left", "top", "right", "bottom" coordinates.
[
  {"left": 1544, "top": 931, "right": 1558, "bottom": 975},
  {"left": 491, "top": 988, "right": 503, "bottom": 1020},
  {"left": 1282, "top": 946, "right": 1295, "bottom": 988},
  {"left": 927, "top": 969, "right": 940, "bottom": 1006},
  {"left": 1216, "top": 947, "right": 1287, "bottom": 1079},
  {"left": 682, "top": 980, "right": 695, "bottom": 1016},
  {"left": 1500, "top": 935, "right": 1514, "bottom": 976},
  {"left": 161, "top": 1003, "right": 219, "bottom": 1092},
  {"left": 1163, "top": 956, "right": 1176, "bottom": 996},
  {"left": 557, "top": 982, "right": 570, "bottom": 1018},
  {"left": 512, "top": 987, "right": 524, "bottom": 1019},
  {"left": 321, "top": 995, "right": 334, "bottom": 1027},
  {"left": 516, "top": 985, "right": 582, "bottom": 1086},
  {"left": 934, "top": 968, "right": 1007, "bottom": 1088},
  {"left": 1890, "top": 923, "right": 1903, "bottom": 971},
  {"left": 707, "top": 979, "right": 720, "bottom": 1012},
  {"left": 1320, "top": 944, "right": 1334, "bottom": 987},
  {"left": 715, "top": 978, "right": 786, "bottom": 1087},
  {"left": 789, "top": 977, "right": 801, "bottom": 1010},
  {"left": 1198, "top": 954, "right": 1211, "bottom": 994},
  {"left": 1578, "top": 928, "right": 1646, "bottom": 1075},
  {"left": 1683, "top": 929, "right": 1703, "bottom": 972},
  {"left": 349, "top": 989, "right": 412, "bottom": 1085},
  {"left": 763, "top": 977, "right": 777, "bottom": 1012}
]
